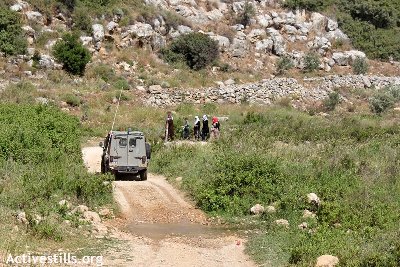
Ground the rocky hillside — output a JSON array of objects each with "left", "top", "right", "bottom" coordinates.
[{"left": 1, "top": 0, "right": 400, "bottom": 107}]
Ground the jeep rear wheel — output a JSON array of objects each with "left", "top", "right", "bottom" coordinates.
[{"left": 139, "top": 170, "right": 147, "bottom": 181}]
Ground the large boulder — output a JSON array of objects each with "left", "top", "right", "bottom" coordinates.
[
  {"left": 26, "top": 11, "right": 44, "bottom": 24},
  {"left": 326, "top": 19, "right": 338, "bottom": 32},
  {"left": 307, "top": 193, "right": 321, "bottom": 206},
  {"left": 230, "top": 38, "right": 248, "bottom": 57},
  {"left": 255, "top": 38, "right": 273, "bottom": 52},
  {"left": 315, "top": 255, "right": 339, "bottom": 267},
  {"left": 311, "top": 12, "right": 326, "bottom": 31},
  {"left": 106, "top": 21, "right": 119, "bottom": 33},
  {"left": 271, "top": 34, "right": 286, "bottom": 56},
  {"left": 210, "top": 35, "right": 230, "bottom": 51},
  {"left": 250, "top": 204, "right": 265, "bottom": 215},
  {"left": 309, "top": 36, "right": 331, "bottom": 55},
  {"left": 39, "top": 55, "right": 56, "bottom": 69},
  {"left": 92, "top": 24, "right": 105, "bottom": 42},
  {"left": 257, "top": 14, "right": 272, "bottom": 27},
  {"left": 325, "top": 29, "right": 349, "bottom": 41},
  {"left": 247, "top": 29, "right": 265, "bottom": 42},
  {"left": 207, "top": 9, "right": 224, "bottom": 21},
  {"left": 127, "top": 23, "right": 154, "bottom": 38},
  {"left": 332, "top": 50, "right": 366, "bottom": 66}
]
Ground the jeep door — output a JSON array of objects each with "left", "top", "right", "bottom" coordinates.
[{"left": 127, "top": 136, "right": 144, "bottom": 167}]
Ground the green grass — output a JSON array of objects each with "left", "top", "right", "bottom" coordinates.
[
  {"left": 150, "top": 107, "right": 400, "bottom": 266},
  {"left": 0, "top": 104, "right": 113, "bottom": 252}
]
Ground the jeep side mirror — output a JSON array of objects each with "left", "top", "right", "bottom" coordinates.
[{"left": 99, "top": 142, "right": 103, "bottom": 147}]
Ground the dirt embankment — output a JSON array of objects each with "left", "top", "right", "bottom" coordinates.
[{"left": 83, "top": 146, "right": 255, "bottom": 267}]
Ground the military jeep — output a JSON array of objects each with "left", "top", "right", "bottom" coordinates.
[{"left": 100, "top": 129, "right": 151, "bottom": 180}]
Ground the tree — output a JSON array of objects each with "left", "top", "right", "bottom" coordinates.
[
  {"left": 161, "top": 32, "right": 219, "bottom": 70},
  {"left": 237, "top": 1, "right": 255, "bottom": 28},
  {"left": 303, "top": 52, "right": 320, "bottom": 72},
  {"left": 53, "top": 33, "right": 91, "bottom": 76},
  {"left": 0, "top": 8, "right": 27, "bottom": 56}
]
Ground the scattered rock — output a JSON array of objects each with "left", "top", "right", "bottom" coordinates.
[
  {"left": 16, "top": 211, "right": 28, "bottom": 225},
  {"left": 315, "top": 255, "right": 339, "bottom": 267},
  {"left": 303, "top": 209, "right": 317, "bottom": 219},
  {"left": 176, "top": 176, "right": 183, "bottom": 182},
  {"left": 83, "top": 211, "right": 101, "bottom": 224},
  {"left": 307, "top": 193, "right": 321, "bottom": 206},
  {"left": 26, "top": 11, "right": 43, "bottom": 24},
  {"left": 224, "top": 78, "right": 235, "bottom": 86},
  {"left": 275, "top": 219, "right": 289, "bottom": 227},
  {"left": 92, "top": 24, "right": 105, "bottom": 42},
  {"left": 99, "top": 208, "right": 111, "bottom": 217},
  {"left": 73, "top": 205, "right": 89, "bottom": 214},
  {"left": 266, "top": 205, "right": 276, "bottom": 213},
  {"left": 298, "top": 222, "right": 308, "bottom": 229},
  {"left": 250, "top": 204, "right": 265, "bottom": 215},
  {"left": 58, "top": 199, "right": 72, "bottom": 209}
]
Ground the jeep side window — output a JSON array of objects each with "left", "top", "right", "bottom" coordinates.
[
  {"left": 129, "top": 138, "right": 136, "bottom": 147},
  {"left": 119, "top": 138, "right": 127, "bottom": 147}
]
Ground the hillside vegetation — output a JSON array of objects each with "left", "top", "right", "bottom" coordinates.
[
  {"left": 151, "top": 105, "right": 400, "bottom": 266},
  {"left": 284, "top": 0, "right": 400, "bottom": 60},
  {"left": 0, "top": 102, "right": 113, "bottom": 252}
]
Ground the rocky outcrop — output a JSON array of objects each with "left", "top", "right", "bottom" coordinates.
[{"left": 145, "top": 75, "right": 400, "bottom": 106}]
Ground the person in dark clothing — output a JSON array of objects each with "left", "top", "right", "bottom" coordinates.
[
  {"left": 193, "top": 116, "right": 200, "bottom": 140},
  {"left": 201, "top": 115, "right": 209, "bottom": 141},
  {"left": 165, "top": 111, "right": 174, "bottom": 141},
  {"left": 182, "top": 118, "right": 190, "bottom": 139}
]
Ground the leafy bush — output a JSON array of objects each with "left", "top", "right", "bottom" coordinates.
[
  {"left": 0, "top": 104, "right": 112, "bottom": 240},
  {"left": 62, "top": 93, "right": 81, "bottom": 107},
  {"left": 72, "top": 6, "right": 92, "bottom": 34},
  {"left": 283, "top": 0, "right": 332, "bottom": 11},
  {"left": 369, "top": 87, "right": 399, "bottom": 114},
  {"left": 323, "top": 91, "right": 340, "bottom": 111},
  {"left": 90, "top": 63, "right": 116, "bottom": 82},
  {"left": 114, "top": 77, "right": 130, "bottom": 90},
  {"left": 53, "top": 33, "right": 91, "bottom": 76},
  {"left": 0, "top": 8, "right": 27, "bottom": 56},
  {"left": 303, "top": 52, "right": 320, "bottom": 72},
  {"left": 161, "top": 32, "right": 219, "bottom": 70},
  {"left": 352, "top": 57, "right": 369, "bottom": 75},
  {"left": 236, "top": 1, "right": 255, "bottom": 28},
  {"left": 276, "top": 56, "right": 294, "bottom": 75}
]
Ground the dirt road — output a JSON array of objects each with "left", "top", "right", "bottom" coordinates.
[{"left": 82, "top": 147, "right": 255, "bottom": 267}]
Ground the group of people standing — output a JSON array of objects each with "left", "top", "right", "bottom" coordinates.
[
  {"left": 192, "top": 115, "right": 220, "bottom": 141},
  {"left": 165, "top": 112, "right": 220, "bottom": 142}
]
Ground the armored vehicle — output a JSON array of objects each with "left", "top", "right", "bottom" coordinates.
[{"left": 100, "top": 129, "right": 151, "bottom": 180}]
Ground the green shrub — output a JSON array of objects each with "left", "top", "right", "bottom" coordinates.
[
  {"left": 283, "top": 0, "right": 333, "bottom": 11},
  {"left": 91, "top": 63, "right": 116, "bottom": 82},
  {"left": 162, "top": 10, "right": 190, "bottom": 31},
  {"left": 56, "top": 0, "right": 76, "bottom": 12},
  {"left": 352, "top": 57, "right": 369, "bottom": 75},
  {"left": 303, "top": 52, "right": 320, "bottom": 72},
  {"left": 53, "top": 33, "right": 91, "bottom": 76},
  {"left": 62, "top": 93, "right": 81, "bottom": 107},
  {"left": 323, "top": 91, "right": 341, "bottom": 111},
  {"left": 236, "top": 1, "right": 255, "bottom": 28},
  {"left": 72, "top": 6, "right": 92, "bottom": 34},
  {"left": 276, "top": 56, "right": 294, "bottom": 75},
  {"left": 369, "top": 86, "right": 400, "bottom": 114},
  {"left": 0, "top": 8, "right": 27, "bottom": 56},
  {"left": 161, "top": 32, "right": 219, "bottom": 70},
  {"left": 114, "top": 77, "right": 130, "bottom": 90}
]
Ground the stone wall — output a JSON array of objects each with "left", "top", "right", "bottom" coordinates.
[{"left": 145, "top": 75, "right": 400, "bottom": 106}]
